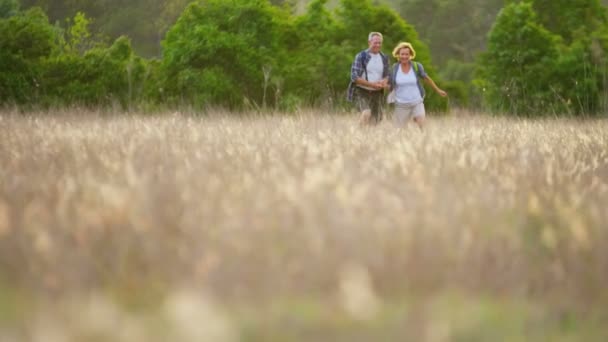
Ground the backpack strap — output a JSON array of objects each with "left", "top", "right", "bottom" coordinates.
[
  {"left": 380, "top": 52, "right": 389, "bottom": 71},
  {"left": 412, "top": 61, "right": 419, "bottom": 77},
  {"left": 412, "top": 62, "right": 425, "bottom": 98},
  {"left": 391, "top": 62, "right": 399, "bottom": 87}
]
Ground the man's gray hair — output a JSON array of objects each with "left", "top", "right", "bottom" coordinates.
[{"left": 368, "top": 32, "right": 383, "bottom": 41}]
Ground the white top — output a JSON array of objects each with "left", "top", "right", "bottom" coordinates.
[
  {"left": 395, "top": 66, "right": 423, "bottom": 105},
  {"left": 359, "top": 53, "right": 384, "bottom": 91}
]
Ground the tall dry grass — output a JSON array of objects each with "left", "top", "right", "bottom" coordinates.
[{"left": 1, "top": 108, "right": 607, "bottom": 341}]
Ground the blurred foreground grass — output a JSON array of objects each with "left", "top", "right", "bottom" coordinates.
[{"left": 1, "top": 109, "right": 607, "bottom": 341}]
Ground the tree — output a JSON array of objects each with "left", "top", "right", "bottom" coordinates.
[
  {"left": 280, "top": 0, "right": 348, "bottom": 108},
  {"left": 522, "top": 0, "right": 608, "bottom": 114},
  {"left": 41, "top": 36, "right": 149, "bottom": 108},
  {"left": 476, "top": 2, "right": 562, "bottom": 115},
  {"left": 478, "top": 1, "right": 608, "bottom": 115},
  {"left": 522, "top": 0, "right": 608, "bottom": 44},
  {"left": 20, "top": 0, "right": 166, "bottom": 56},
  {"left": 7, "top": 0, "right": 451, "bottom": 112},
  {"left": 0, "top": 4, "right": 150, "bottom": 108},
  {"left": 0, "top": 7, "right": 58, "bottom": 104},
  {"left": 399, "top": 0, "right": 504, "bottom": 65},
  {"left": 0, "top": 0, "right": 18, "bottom": 18},
  {"left": 61, "top": 11, "right": 94, "bottom": 55},
  {"left": 161, "top": 0, "right": 290, "bottom": 109}
]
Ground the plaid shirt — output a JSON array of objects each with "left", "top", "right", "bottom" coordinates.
[{"left": 346, "top": 49, "right": 390, "bottom": 102}]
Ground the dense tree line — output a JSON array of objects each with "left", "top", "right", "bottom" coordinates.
[
  {"left": 2, "top": 0, "right": 608, "bottom": 115},
  {"left": 1, "top": 0, "right": 451, "bottom": 111},
  {"left": 16, "top": 0, "right": 308, "bottom": 57},
  {"left": 0, "top": 3, "right": 150, "bottom": 108},
  {"left": 477, "top": 0, "right": 608, "bottom": 115},
  {"left": 396, "top": 0, "right": 608, "bottom": 114}
]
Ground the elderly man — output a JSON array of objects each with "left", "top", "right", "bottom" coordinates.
[{"left": 347, "top": 32, "right": 390, "bottom": 126}]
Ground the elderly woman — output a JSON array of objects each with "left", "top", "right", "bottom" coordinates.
[{"left": 388, "top": 42, "right": 447, "bottom": 129}]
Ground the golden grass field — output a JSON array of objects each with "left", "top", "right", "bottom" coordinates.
[{"left": 1, "top": 109, "right": 607, "bottom": 341}]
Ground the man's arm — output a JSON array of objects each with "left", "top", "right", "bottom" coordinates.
[
  {"left": 351, "top": 53, "right": 386, "bottom": 90},
  {"left": 350, "top": 52, "right": 364, "bottom": 83}
]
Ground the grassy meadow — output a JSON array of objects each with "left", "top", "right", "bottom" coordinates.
[{"left": 1, "top": 108, "right": 607, "bottom": 341}]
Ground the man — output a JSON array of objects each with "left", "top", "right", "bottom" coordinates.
[{"left": 347, "top": 32, "right": 390, "bottom": 126}]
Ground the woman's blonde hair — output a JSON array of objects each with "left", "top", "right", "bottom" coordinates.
[{"left": 392, "top": 42, "right": 416, "bottom": 59}]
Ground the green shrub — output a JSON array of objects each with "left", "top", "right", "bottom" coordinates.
[
  {"left": 476, "top": 1, "right": 608, "bottom": 115},
  {"left": 40, "top": 36, "right": 146, "bottom": 108},
  {"left": 0, "top": 8, "right": 57, "bottom": 104},
  {"left": 0, "top": 0, "right": 18, "bottom": 18},
  {"left": 161, "top": 0, "right": 289, "bottom": 110}
]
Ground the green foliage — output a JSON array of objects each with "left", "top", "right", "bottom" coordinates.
[
  {"left": 478, "top": 1, "right": 608, "bottom": 115},
  {"left": 6, "top": 0, "right": 450, "bottom": 112},
  {"left": 524, "top": 0, "right": 608, "bottom": 114},
  {"left": 62, "top": 11, "right": 93, "bottom": 55},
  {"left": 338, "top": 0, "right": 429, "bottom": 60},
  {"left": 19, "top": 0, "right": 604, "bottom": 110},
  {"left": 399, "top": 0, "right": 504, "bottom": 65},
  {"left": 161, "top": 0, "right": 290, "bottom": 109},
  {"left": 0, "top": 7, "right": 57, "bottom": 61},
  {"left": 442, "top": 80, "right": 469, "bottom": 108},
  {"left": 0, "top": 5, "right": 157, "bottom": 109},
  {"left": 282, "top": 0, "right": 348, "bottom": 107},
  {"left": 20, "top": 0, "right": 166, "bottom": 57},
  {"left": 0, "top": 7, "right": 57, "bottom": 104},
  {"left": 440, "top": 60, "right": 477, "bottom": 107},
  {"left": 157, "top": 0, "right": 191, "bottom": 37},
  {"left": 477, "top": 3, "right": 562, "bottom": 115},
  {"left": 41, "top": 36, "right": 150, "bottom": 108},
  {"left": 158, "top": 0, "right": 448, "bottom": 111},
  {"left": 522, "top": 0, "right": 608, "bottom": 44},
  {"left": 591, "top": 25, "right": 608, "bottom": 111},
  {"left": 0, "top": 0, "right": 18, "bottom": 18}
]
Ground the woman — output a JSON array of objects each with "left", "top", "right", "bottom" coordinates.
[{"left": 388, "top": 42, "right": 447, "bottom": 129}]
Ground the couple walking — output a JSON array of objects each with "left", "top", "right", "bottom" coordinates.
[{"left": 347, "top": 32, "right": 447, "bottom": 129}]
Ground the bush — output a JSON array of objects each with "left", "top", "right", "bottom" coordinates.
[
  {"left": 41, "top": 36, "right": 148, "bottom": 108},
  {"left": 161, "top": 0, "right": 289, "bottom": 110},
  {"left": 0, "top": 0, "right": 18, "bottom": 18},
  {"left": 476, "top": 3, "right": 563, "bottom": 115},
  {"left": 476, "top": 1, "right": 608, "bottom": 116},
  {"left": 0, "top": 8, "right": 57, "bottom": 104}
]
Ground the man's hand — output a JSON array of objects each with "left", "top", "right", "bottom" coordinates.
[
  {"left": 370, "top": 80, "right": 388, "bottom": 90},
  {"left": 379, "top": 79, "right": 390, "bottom": 89}
]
